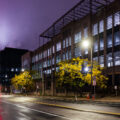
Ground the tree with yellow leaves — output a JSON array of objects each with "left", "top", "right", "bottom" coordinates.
[
  {"left": 11, "top": 71, "right": 35, "bottom": 93},
  {"left": 56, "top": 57, "right": 108, "bottom": 97}
]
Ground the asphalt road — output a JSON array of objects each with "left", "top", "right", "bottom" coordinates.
[{"left": 0, "top": 95, "right": 120, "bottom": 120}]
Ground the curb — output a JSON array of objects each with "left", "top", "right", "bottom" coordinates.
[{"left": 32, "top": 101, "right": 120, "bottom": 116}]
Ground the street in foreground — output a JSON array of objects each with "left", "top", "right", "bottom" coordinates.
[{"left": 0, "top": 95, "right": 120, "bottom": 120}]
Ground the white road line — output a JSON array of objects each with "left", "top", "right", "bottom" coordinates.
[{"left": 2, "top": 101, "right": 72, "bottom": 120}]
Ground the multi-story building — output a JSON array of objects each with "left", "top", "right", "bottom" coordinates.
[
  {"left": 0, "top": 47, "right": 28, "bottom": 92},
  {"left": 21, "top": 51, "right": 32, "bottom": 71},
  {"left": 23, "top": 0, "right": 120, "bottom": 95}
]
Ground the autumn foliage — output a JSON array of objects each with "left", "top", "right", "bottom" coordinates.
[{"left": 56, "top": 57, "right": 108, "bottom": 90}]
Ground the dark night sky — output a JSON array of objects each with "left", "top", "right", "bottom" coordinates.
[{"left": 0, "top": 0, "right": 80, "bottom": 50}]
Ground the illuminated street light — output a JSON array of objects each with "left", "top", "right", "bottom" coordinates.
[
  {"left": 82, "top": 39, "right": 93, "bottom": 98},
  {"left": 21, "top": 68, "right": 25, "bottom": 72},
  {"left": 84, "top": 67, "right": 89, "bottom": 72},
  {"left": 82, "top": 40, "right": 90, "bottom": 48}
]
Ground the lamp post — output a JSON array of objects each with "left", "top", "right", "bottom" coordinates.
[{"left": 82, "top": 39, "right": 93, "bottom": 98}]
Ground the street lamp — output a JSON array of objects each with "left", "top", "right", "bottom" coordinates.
[{"left": 82, "top": 39, "right": 93, "bottom": 98}]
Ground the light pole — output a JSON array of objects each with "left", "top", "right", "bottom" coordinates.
[{"left": 82, "top": 39, "right": 93, "bottom": 98}]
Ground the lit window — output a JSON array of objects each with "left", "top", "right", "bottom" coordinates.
[
  {"left": 93, "top": 57, "right": 98, "bottom": 62},
  {"left": 52, "top": 45, "right": 55, "bottom": 53},
  {"left": 66, "top": 50, "right": 69, "bottom": 60},
  {"left": 114, "top": 31, "right": 120, "bottom": 46},
  {"left": 114, "top": 51, "right": 120, "bottom": 66},
  {"left": 69, "top": 37, "right": 71, "bottom": 46},
  {"left": 107, "top": 53, "right": 113, "bottom": 67},
  {"left": 107, "top": 15, "right": 112, "bottom": 30},
  {"left": 56, "top": 42, "right": 61, "bottom": 51},
  {"left": 93, "top": 23, "right": 98, "bottom": 35},
  {"left": 84, "top": 27, "right": 88, "bottom": 38},
  {"left": 63, "top": 52, "right": 65, "bottom": 61},
  {"left": 100, "top": 35, "right": 104, "bottom": 50},
  {"left": 63, "top": 40, "right": 65, "bottom": 48},
  {"left": 52, "top": 57, "right": 54, "bottom": 65},
  {"left": 84, "top": 49, "right": 88, "bottom": 55},
  {"left": 99, "top": 55, "right": 104, "bottom": 67},
  {"left": 66, "top": 38, "right": 69, "bottom": 47},
  {"left": 74, "top": 32, "right": 81, "bottom": 43},
  {"left": 107, "top": 33, "right": 112, "bottom": 48},
  {"left": 75, "top": 47, "right": 81, "bottom": 57},
  {"left": 99, "top": 20, "right": 104, "bottom": 33},
  {"left": 114, "top": 12, "right": 120, "bottom": 26},
  {"left": 11, "top": 68, "right": 14, "bottom": 72},
  {"left": 56, "top": 54, "right": 61, "bottom": 63}
]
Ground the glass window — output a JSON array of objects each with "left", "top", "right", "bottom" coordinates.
[
  {"left": 74, "top": 32, "right": 81, "bottom": 43},
  {"left": 84, "top": 49, "right": 88, "bottom": 55},
  {"left": 84, "top": 27, "right": 88, "bottom": 38},
  {"left": 93, "top": 37, "right": 98, "bottom": 52},
  {"left": 66, "top": 38, "right": 69, "bottom": 47},
  {"left": 63, "top": 52, "right": 65, "bottom": 61},
  {"left": 69, "top": 37, "right": 71, "bottom": 46},
  {"left": 107, "top": 53, "right": 113, "bottom": 67},
  {"left": 114, "top": 31, "right": 120, "bottom": 46},
  {"left": 63, "top": 40, "right": 65, "bottom": 48},
  {"left": 56, "top": 42, "right": 61, "bottom": 51},
  {"left": 52, "top": 57, "right": 54, "bottom": 65},
  {"left": 107, "top": 15, "right": 112, "bottom": 30},
  {"left": 100, "top": 35, "right": 104, "bottom": 50},
  {"left": 99, "top": 20, "right": 104, "bottom": 33},
  {"left": 36, "top": 55, "right": 39, "bottom": 62},
  {"left": 69, "top": 49, "right": 71, "bottom": 59},
  {"left": 66, "top": 50, "right": 69, "bottom": 60},
  {"left": 107, "top": 33, "right": 112, "bottom": 48},
  {"left": 93, "top": 57, "right": 98, "bottom": 62},
  {"left": 56, "top": 54, "right": 61, "bottom": 63},
  {"left": 114, "top": 51, "right": 120, "bottom": 66},
  {"left": 93, "top": 23, "right": 98, "bottom": 35},
  {"left": 52, "top": 45, "right": 55, "bottom": 53},
  {"left": 114, "top": 12, "right": 120, "bottom": 26},
  {"left": 99, "top": 55, "right": 104, "bottom": 67},
  {"left": 75, "top": 47, "right": 81, "bottom": 57}
]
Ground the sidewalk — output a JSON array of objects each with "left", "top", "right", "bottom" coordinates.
[{"left": 33, "top": 95, "right": 120, "bottom": 104}]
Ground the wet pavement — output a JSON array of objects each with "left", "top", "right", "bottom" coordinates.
[{"left": 0, "top": 95, "right": 120, "bottom": 120}]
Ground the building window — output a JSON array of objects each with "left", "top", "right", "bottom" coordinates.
[
  {"left": 84, "top": 49, "right": 88, "bottom": 55},
  {"left": 66, "top": 38, "right": 69, "bottom": 47},
  {"left": 114, "top": 12, "right": 120, "bottom": 26},
  {"left": 63, "top": 52, "right": 65, "bottom": 61},
  {"left": 56, "top": 54, "right": 61, "bottom": 63},
  {"left": 107, "top": 53, "right": 113, "bottom": 67},
  {"left": 52, "top": 45, "right": 55, "bottom": 53},
  {"left": 56, "top": 42, "right": 61, "bottom": 51},
  {"left": 107, "top": 15, "right": 112, "bottom": 30},
  {"left": 43, "top": 50, "right": 47, "bottom": 58},
  {"left": 66, "top": 50, "right": 69, "bottom": 60},
  {"left": 114, "top": 51, "right": 120, "bottom": 66},
  {"left": 93, "top": 57, "right": 98, "bottom": 62},
  {"left": 43, "top": 61, "right": 47, "bottom": 68},
  {"left": 69, "top": 37, "right": 71, "bottom": 46},
  {"left": 75, "top": 47, "right": 81, "bottom": 57},
  {"left": 39, "top": 53, "right": 42, "bottom": 60},
  {"left": 93, "top": 23, "right": 98, "bottom": 36},
  {"left": 63, "top": 40, "right": 65, "bottom": 48},
  {"left": 99, "top": 20, "right": 104, "bottom": 33},
  {"left": 52, "top": 57, "right": 54, "bottom": 65},
  {"left": 48, "top": 48, "right": 51, "bottom": 56},
  {"left": 93, "top": 36, "right": 98, "bottom": 52},
  {"left": 100, "top": 35, "right": 104, "bottom": 50},
  {"left": 107, "top": 33, "right": 112, "bottom": 48},
  {"left": 84, "top": 27, "right": 88, "bottom": 38},
  {"left": 74, "top": 32, "right": 81, "bottom": 43},
  {"left": 69, "top": 49, "right": 71, "bottom": 59},
  {"left": 99, "top": 55, "right": 104, "bottom": 67},
  {"left": 114, "top": 31, "right": 120, "bottom": 46}
]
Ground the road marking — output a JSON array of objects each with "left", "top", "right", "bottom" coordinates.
[
  {"left": 2, "top": 101, "right": 72, "bottom": 120},
  {"left": 32, "top": 101, "right": 120, "bottom": 116}
]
